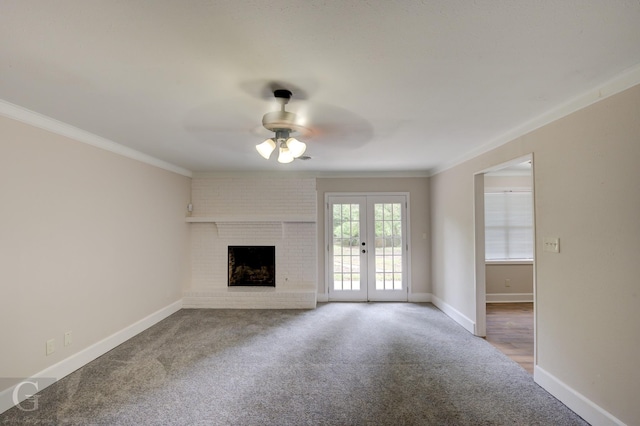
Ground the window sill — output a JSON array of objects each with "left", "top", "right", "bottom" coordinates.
[{"left": 485, "top": 260, "right": 533, "bottom": 265}]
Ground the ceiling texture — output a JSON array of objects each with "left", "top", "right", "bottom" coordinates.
[{"left": 2, "top": 1, "right": 640, "bottom": 176}]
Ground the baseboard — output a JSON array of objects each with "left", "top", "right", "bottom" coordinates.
[
  {"left": 0, "top": 299, "right": 183, "bottom": 415},
  {"left": 486, "top": 293, "right": 533, "bottom": 303},
  {"left": 430, "top": 295, "right": 475, "bottom": 334},
  {"left": 408, "top": 292, "right": 432, "bottom": 302},
  {"left": 534, "top": 366, "right": 625, "bottom": 426},
  {"left": 316, "top": 293, "right": 328, "bottom": 303}
]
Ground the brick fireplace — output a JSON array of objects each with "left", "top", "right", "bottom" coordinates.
[{"left": 183, "top": 177, "right": 317, "bottom": 309}]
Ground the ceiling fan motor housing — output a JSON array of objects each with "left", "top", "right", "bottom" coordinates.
[
  {"left": 262, "top": 89, "right": 310, "bottom": 135},
  {"left": 262, "top": 111, "right": 306, "bottom": 132},
  {"left": 273, "top": 89, "right": 292, "bottom": 101}
]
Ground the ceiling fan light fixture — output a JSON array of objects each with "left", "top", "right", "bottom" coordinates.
[
  {"left": 286, "top": 138, "right": 306, "bottom": 158},
  {"left": 277, "top": 142, "right": 294, "bottom": 164},
  {"left": 256, "top": 138, "right": 276, "bottom": 159}
]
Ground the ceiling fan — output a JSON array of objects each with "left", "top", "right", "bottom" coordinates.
[{"left": 255, "top": 89, "right": 310, "bottom": 163}]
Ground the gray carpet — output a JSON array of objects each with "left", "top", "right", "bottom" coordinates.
[{"left": 0, "top": 303, "right": 588, "bottom": 425}]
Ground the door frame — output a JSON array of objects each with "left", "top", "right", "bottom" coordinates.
[
  {"left": 473, "top": 154, "right": 536, "bottom": 368},
  {"left": 324, "top": 192, "right": 411, "bottom": 302}
]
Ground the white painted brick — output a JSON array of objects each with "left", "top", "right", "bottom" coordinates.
[
  {"left": 191, "top": 177, "right": 316, "bottom": 217},
  {"left": 188, "top": 177, "right": 317, "bottom": 308}
]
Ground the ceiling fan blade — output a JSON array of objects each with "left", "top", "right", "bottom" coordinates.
[
  {"left": 183, "top": 96, "right": 261, "bottom": 133},
  {"left": 289, "top": 102, "right": 374, "bottom": 148}
]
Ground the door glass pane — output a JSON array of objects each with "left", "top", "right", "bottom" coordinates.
[
  {"left": 374, "top": 203, "right": 403, "bottom": 290},
  {"left": 332, "top": 204, "right": 360, "bottom": 291}
]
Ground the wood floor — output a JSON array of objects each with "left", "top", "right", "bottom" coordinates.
[{"left": 485, "top": 303, "right": 534, "bottom": 374}]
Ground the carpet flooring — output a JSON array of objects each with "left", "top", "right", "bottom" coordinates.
[{"left": 0, "top": 303, "right": 588, "bottom": 425}]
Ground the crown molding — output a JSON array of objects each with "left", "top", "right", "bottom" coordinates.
[
  {"left": 0, "top": 100, "right": 192, "bottom": 178},
  {"left": 192, "top": 170, "right": 430, "bottom": 179},
  {"left": 430, "top": 63, "right": 640, "bottom": 176}
]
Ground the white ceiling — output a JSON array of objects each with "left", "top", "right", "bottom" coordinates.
[{"left": 2, "top": 1, "right": 640, "bottom": 176}]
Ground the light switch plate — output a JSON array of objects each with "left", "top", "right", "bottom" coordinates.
[{"left": 543, "top": 237, "right": 560, "bottom": 253}]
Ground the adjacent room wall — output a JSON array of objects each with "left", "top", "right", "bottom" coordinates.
[
  {"left": 0, "top": 116, "right": 191, "bottom": 400},
  {"left": 316, "top": 177, "right": 430, "bottom": 301},
  {"left": 430, "top": 84, "right": 640, "bottom": 424},
  {"left": 485, "top": 263, "right": 533, "bottom": 302}
]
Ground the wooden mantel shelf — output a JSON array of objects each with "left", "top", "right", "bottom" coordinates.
[{"left": 186, "top": 216, "right": 316, "bottom": 223}]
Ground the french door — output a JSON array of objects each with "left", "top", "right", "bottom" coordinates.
[{"left": 327, "top": 194, "right": 408, "bottom": 301}]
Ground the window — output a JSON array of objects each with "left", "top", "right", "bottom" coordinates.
[{"left": 485, "top": 191, "right": 533, "bottom": 260}]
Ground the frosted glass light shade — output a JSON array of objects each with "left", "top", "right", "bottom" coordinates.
[
  {"left": 286, "top": 138, "right": 306, "bottom": 158},
  {"left": 278, "top": 146, "right": 294, "bottom": 163},
  {"left": 256, "top": 139, "right": 276, "bottom": 159}
]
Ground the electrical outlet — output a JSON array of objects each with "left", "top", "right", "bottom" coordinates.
[
  {"left": 64, "top": 331, "right": 72, "bottom": 347},
  {"left": 505, "top": 279, "right": 511, "bottom": 287},
  {"left": 46, "top": 339, "right": 55, "bottom": 355}
]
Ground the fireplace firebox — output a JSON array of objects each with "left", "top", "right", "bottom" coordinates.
[{"left": 228, "top": 246, "right": 276, "bottom": 287}]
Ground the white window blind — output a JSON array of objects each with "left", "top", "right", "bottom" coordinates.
[{"left": 485, "top": 191, "right": 533, "bottom": 260}]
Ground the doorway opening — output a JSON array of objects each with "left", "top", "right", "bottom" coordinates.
[
  {"left": 486, "top": 302, "right": 534, "bottom": 373},
  {"left": 474, "top": 155, "right": 535, "bottom": 374}
]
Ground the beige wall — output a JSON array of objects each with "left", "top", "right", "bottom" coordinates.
[
  {"left": 485, "top": 264, "right": 533, "bottom": 295},
  {"left": 484, "top": 175, "right": 532, "bottom": 190},
  {"left": 316, "top": 177, "right": 430, "bottom": 297},
  {"left": 430, "top": 84, "right": 640, "bottom": 423},
  {"left": 0, "top": 116, "right": 191, "bottom": 388}
]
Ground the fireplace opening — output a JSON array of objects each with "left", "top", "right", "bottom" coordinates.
[{"left": 228, "top": 246, "right": 276, "bottom": 287}]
